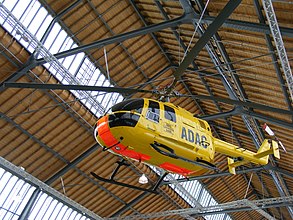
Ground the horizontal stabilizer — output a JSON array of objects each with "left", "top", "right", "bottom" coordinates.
[
  {"left": 227, "top": 158, "right": 249, "bottom": 175},
  {"left": 227, "top": 158, "right": 236, "bottom": 175}
]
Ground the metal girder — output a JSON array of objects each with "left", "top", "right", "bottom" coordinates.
[
  {"left": 199, "top": 107, "right": 242, "bottom": 120},
  {"left": 129, "top": 0, "right": 172, "bottom": 64},
  {"left": 194, "top": 13, "right": 293, "bottom": 37},
  {"left": 243, "top": 110, "right": 293, "bottom": 130},
  {"left": 110, "top": 192, "right": 148, "bottom": 217},
  {"left": 189, "top": 199, "right": 290, "bottom": 217},
  {"left": 45, "top": 143, "right": 100, "bottom": 185},
  {"left": 4, "top": 82, "right": 293, "bottom": 116},
  {"left": 33, "top": 14, "right": 191, "bottom": 67},
  {"left": 159, "top": 163, "right": 292, "bottom": 219},
  {"left": 161, "top": 166, "right": 264, "bottom": 185},
  {"left": 209, "top": 123, "right": 251, "bottom": 138},
  {"left": 254, "top": 0, "right": 293, "bottom": 115},
  {"left": 200, "top": 108, "right": 293, "bottom": 129},
  {"left": 106, "top": 196, "right": 293, "bottom": 220},
  {"left": 19, "top": 188, "right": 42, "bottom": 220},
  {"left": 22, "top": 2, "right": 293, "bottom": 69},
  {"left": 34, "top": 0, "right": 83, "bottom": 58},
  {"left": 0, "top": 1, "right": 82, "bottom": 86},
  {"left": 0, "top": 111, "right": 68, "bottom": 163},
  {"left": 2, "top": 82, "right": 153, "bottom": 94},
  {"left": 267, "top": 165, "right": 293, "bottom": 179},
  {"left": 0, "top": 156, "right": 103, "bottom": 220},
  {"left": 183, "top": 94, "right": 293, "bottom": 116},
  {"left": 242, "top": 171, "right": 278, "bottom": 218},
  {"left": 269, "top": 169, "right": 293, "bottom": 219},
  {"left": 169, "top": 0, "right": 243, "bottom": 90},
  {"left": 262, "top": 0, "right": 293, "bottom": 104},
  {"left": 155, "top": 0, "right": 219, "bottom": 126}
]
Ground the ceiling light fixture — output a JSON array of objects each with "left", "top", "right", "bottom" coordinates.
[{"left": 138, "top": 174, "right": 148, "bottom": 184}]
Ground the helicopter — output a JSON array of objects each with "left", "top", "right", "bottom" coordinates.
[
  {"left": 93, "top": 97, "right": 280, "bottom": 179},
  {"left": 4, "top": 81, "right": 283, "bottom": 193}
]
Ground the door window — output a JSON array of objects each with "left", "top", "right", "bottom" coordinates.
[
  {"left": 164, "top": 105, "right": 176, "bottom": 123},
  {"left": 146, "top": 100, "right": 160, "bottom": 123}
]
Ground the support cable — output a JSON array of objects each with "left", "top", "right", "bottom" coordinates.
[{"left": 182, "top": 0, "right": 210, "bottom": 61}]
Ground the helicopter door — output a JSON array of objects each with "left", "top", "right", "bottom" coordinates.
[
  {"left": 145, "top": 100, "right": 161, "bottom": 132},
  {"left": 161, "top": 104, "right": 178, "bottom": 140}
]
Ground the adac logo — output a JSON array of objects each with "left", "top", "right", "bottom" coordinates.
[
  {"left": 163, "top": 123, "right": 174, "bottom": 134},
  {"left": 181, "top": 127, "right": 209, "bottom": 148}
]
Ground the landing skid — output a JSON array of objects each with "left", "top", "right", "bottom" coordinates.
[{"left": 91, "top": 159, "right": 168, "bottom": 194}]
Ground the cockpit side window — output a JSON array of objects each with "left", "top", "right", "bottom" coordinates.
[
  {"left": 110, "top": 99, "right": 144, "bottom": 114},
  {"left": 164, "top": 105, "right": 176, "bottom": 123},
  {"left": 198, "top": 119, "right": 206, "bottom": 129},
  {"left": 146, "top": 100, "right": 160, "bottom": 123}
]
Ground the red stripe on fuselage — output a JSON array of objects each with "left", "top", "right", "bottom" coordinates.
[
  {"left": 159, "top": 162, "right": 193, "bottom": 176},
  {"left": 97, "top": 115, "right": 151, "bottom": 161}
]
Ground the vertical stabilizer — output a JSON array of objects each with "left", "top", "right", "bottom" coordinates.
[{"left": 255, "top": 139, "right": 280, "bottom": 160}]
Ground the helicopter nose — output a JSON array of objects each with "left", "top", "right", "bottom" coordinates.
[
  {"left": 96, "top": 115, "right": 109, "bottom": 136},
  {"left": 93, "top": 123, "right": 99, "bottom": 142},
  {"left": 93, "top": 115, "right": 108, "bottom": 142}
]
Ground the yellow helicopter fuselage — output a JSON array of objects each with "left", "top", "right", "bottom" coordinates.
[{"left": 94, "top": 98, "right": 279, "bottom": 177}]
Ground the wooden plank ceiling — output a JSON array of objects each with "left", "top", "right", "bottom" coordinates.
[{"left": 0, "top": 0, "right": 292, "bottom": 219}]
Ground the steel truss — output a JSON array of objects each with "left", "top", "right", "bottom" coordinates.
[
  {"left": 107, "top": 196, "right": 293, "bottom": 220},
  {"left": 0, "top": 2, "right": 106, "bottom": 115},
  {"left": 262, "top": 0, "right": 293, "bottom": 103},
  {"left": 0, "top": 156, "right": 103, "bottom": 220}
]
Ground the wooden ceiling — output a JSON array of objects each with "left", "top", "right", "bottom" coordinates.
[{"left": 0, "top": 0, "right": 292, "bottom": 219}]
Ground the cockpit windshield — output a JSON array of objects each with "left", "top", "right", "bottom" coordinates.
[{"left": 106, "top": 99, "right": 144, "bottom": 114}]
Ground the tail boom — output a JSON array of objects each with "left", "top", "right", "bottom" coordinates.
[{"left": 214, "top": 139, "right": 279, "bottom": 174}]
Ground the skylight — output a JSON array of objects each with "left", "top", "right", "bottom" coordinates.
[
  {"left": 0, "top": 158, "right": 99, "bottom": 220},
  {"left": 0, "top": 0, "right": 123, "bottom": 117}
]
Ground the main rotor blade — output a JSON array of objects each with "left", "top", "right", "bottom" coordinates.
[
  {"left": 180, "top": 94, "right": 293, "bottom": 115},
  {"left": 4, "top": 82, "right": 291, "bottom": 115},
  {"left": 3, "top": 82, "right": 154, "bottom": 95},
  {"left": 168, "top": 0, "right": 242, "bottom": 91}
]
